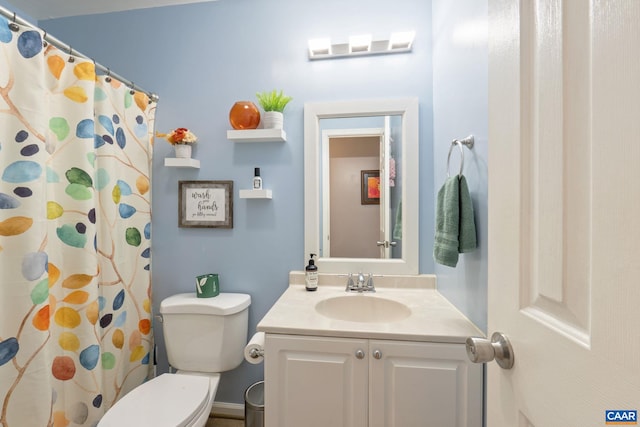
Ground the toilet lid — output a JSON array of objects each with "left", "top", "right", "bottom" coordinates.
[
  {"left": 161, "top": 292, "right": 251, "bottom": 315},
  {"left": 98, "top": 374, "right": 211, "bottom": 427}
]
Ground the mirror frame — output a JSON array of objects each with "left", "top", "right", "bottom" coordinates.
[{"left": 304, "top": 98, "right": 419, "bottom": 274}]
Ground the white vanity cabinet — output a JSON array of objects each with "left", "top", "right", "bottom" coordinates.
[
  {"left": 264, "top": 334, "right": 482, "bottom": 427},
  {"left": 368, "top": 339, "right": 482, "bottom": 427},
  {"left": 265, "top": 334, "right": 368, "bottom": 427}
]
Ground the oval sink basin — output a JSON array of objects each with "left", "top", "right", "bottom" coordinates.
[{"left": 315, "top": 295, "right": 411, "bottom": 323}]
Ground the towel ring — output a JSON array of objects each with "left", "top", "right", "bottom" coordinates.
[
  {"left": 447, "top": 141, "right": 464, "bottom": 178},
  {"left": 446, "top": 135, "right": 475, "bottom": 178}
]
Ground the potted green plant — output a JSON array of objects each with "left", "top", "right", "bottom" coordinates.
[{"left": 255, "top": 90, "right": 292, "bottom": 129}]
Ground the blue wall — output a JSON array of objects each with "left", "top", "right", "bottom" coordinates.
[
  {"left": 432, "top": 0, "right": 488, "bottom": 332},
  {"left": 37, "top": 0, "right": 436, "bottom": 404}
]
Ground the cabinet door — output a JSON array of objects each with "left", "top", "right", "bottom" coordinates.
[
  {"left": 265, "top": 334, "right": 368, "bottom": 427},
  {"left": 369, "top": 341, "right": 482, "bottom": 427}
]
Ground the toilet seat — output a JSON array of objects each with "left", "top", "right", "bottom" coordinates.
[{"left": 98, "top": 373, "right": 220, "bottom": 427}]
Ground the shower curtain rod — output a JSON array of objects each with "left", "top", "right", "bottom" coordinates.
[{"left": 0, "top": 6, "right": 159, "bottom": 103}]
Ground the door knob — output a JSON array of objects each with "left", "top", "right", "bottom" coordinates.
[
  {"left": 465, "top": 332, "right": 514, "bottom": 369},
  {"left": 355, "top": 349, "right": 365, "bottom": 359},
  {"left": 376, "top": 240, "right": 397, "bottom": 248}
]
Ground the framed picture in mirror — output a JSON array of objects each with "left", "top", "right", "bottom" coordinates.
[{"left": 361, "top": 170, "right": 380, "bottom": 205}]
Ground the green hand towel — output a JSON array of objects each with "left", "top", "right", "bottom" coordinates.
[
  {"left": 434, "top": 175, "right": 477, "bottom": 267},
  {"left": 393, "top": 201, "right": 402, "bottom": 240},
  {"left": 434, "top": 176, "right": 460, "bottom": 267},
  {"left": 458, "top": 175, "right": 477, "bottom": 253}
]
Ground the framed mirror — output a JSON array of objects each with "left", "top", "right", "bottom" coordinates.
[{"left": 304, "top": 98, "right": 419, "bottom": 274}]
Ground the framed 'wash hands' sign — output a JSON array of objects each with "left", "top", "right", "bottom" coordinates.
[{"left": 178, "top": 181, "right": 233, "bottom": 228}]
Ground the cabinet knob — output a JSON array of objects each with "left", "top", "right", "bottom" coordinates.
[
  {"left": 355, "top": 349, "right": 365, "bottom": 359},
  {"left": 373, "top": 350, "right": 382, "bottom": 359}
]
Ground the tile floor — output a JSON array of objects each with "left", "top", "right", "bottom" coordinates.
[{"left": 205, "top": 416, "right": 244, "bottom": 427}]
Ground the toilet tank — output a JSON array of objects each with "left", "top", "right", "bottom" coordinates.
[{"left": 160, "top": 293, "right": 251, "bottom": 372}]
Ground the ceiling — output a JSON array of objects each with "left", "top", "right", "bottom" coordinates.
[{"left": 6, "top": 0, "right": 217, "bottom": 20}]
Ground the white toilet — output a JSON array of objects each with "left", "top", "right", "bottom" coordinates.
[{"left": 98, "top": 292, "right": 251, "bottom": 427}]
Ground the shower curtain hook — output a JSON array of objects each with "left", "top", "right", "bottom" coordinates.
[
  {"left": 42, "top": 31, "right": 48, "bottom": 47},
  {"left": 9, "top": 12, "right": 19, "bottom": 31},
  {"left": 129, "top": 81, "right": 136, "bottom": 95},
  {"left": 105, "top": 68, "right": 112, "bottom": 82},
  {"left": 67, "top": 46, "right": 75, "bottom": 63}
]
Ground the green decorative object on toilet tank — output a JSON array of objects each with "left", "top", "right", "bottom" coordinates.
[{"left": 196, "top": 273, "right": 219, "bottom": 298}]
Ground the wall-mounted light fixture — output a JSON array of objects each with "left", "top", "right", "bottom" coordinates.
[
  {"left": 349, "top": 34, "right": 372, "bottom": 53},
  {"left": 308, "top": 31, "right": 415, "bottom": 60}
]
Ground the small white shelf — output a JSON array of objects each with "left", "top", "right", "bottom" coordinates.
[
  {"left": 239, "top": 189, "right": 273, "bottom": 199},
  {"left": 227, "top": 129, "right": 287, "bottom": 143},
  {"left": 164, "top": 158, "right": 200, "bottom": 168}
]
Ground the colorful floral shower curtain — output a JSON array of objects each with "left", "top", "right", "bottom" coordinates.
[{"left": 0, "top": 18, "right": 155, "bottom": 427}]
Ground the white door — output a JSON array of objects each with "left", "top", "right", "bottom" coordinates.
[
  {"left": 487, "top": 1, "right": 640, "bottom": 426},
  {"left": 379, "top": 121, "right": 391, "bottom": 258}
]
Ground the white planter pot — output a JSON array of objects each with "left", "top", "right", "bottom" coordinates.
[
  {"left": 174, "top": 144, "right": 192, "bottom": 158},
  {"left": 262, "top": 111, "right": 284, "bottom": 129}
]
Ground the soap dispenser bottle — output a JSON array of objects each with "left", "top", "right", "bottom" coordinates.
[
  {"left": 253, "top": 167, "right": 262, "bottom": 190},
  {"left": 305, "top": 253, "right": 318, "bottom": 291}
]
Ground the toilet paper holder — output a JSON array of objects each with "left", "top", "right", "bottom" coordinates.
[
  {"left": 245, "top": 332, "right": 266, "bottom": 364},
  {"left": 248, "top": 348, "right": 264, "bottom": 359}
]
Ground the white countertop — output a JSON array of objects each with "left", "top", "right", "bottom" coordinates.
[{"left": 257, "top": 272, "right": 484, "bottom": 344}]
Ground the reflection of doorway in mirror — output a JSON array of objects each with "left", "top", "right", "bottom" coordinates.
[{"left": 327, "top": 133, "right": 382, "bottom": 258}]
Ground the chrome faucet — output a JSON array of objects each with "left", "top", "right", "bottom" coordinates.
[{"left": 345, "top": 272, "right": 376, "bottom": 293}]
